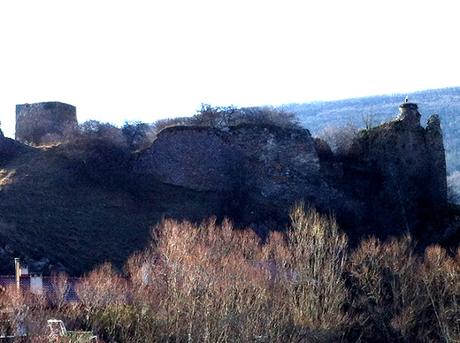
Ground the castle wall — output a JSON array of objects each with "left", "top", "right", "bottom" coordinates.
[
  {"left": 135, "top": 126, "right": 240, "bottom": 192},
  {"left": 135, "top": 123, "right": 343, "bottom": 222},
  {"left": 135, "top": 102, "right": 448, "bottom": 234},
  {"left": 15, "top": 102, "right": 77, "bottom": 145},
  {"left": 344, "top": 103, "right": 447, "bottom": 234}
]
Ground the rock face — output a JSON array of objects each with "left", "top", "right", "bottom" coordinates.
[
  {"left": 16, "top": 102, "right": 77, "bottom": 145},
  {"left": 135, "top": 102, "right": 448, "bottom": 235}
]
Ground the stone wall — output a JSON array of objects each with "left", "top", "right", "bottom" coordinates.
[
  {"left": 135, "top": 102, "right": 448, "bottom": 235},
  {"left": 15, "top": 102, "right": 77, "bottom": 145},
  {"left": 135, "top": 123, "right": 343, "bottom": 223},
  {"left": 135, "top": 126, "right": 240, "bottom": 191},
  {"left": 344, "top": 102, "right": 447, "bottom": 233}
]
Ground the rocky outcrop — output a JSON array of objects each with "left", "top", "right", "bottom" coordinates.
[{"left": 16, "top": 102, "right": 77, "bottom": 145}]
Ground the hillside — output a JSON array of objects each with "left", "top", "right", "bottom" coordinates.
[
  {"left": 0, "top": 95, "right": 458, "bottom": 276},
  {"left": 0, "top": 138, "right": 224, "bottom": 275}
]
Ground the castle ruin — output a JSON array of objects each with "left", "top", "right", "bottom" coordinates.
[
  {"left": 135, "top": 101, "right": 447, "bottom": 236},
  {"left": 15, "top": 102, "right": 77, "bottom": 145},
  {"left": 5, "top": 99, "right": 448, "bottom": 237}
]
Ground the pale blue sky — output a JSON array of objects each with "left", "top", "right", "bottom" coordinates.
[{"left": 1, "top": 0, "right": 459, "bottom": 137}]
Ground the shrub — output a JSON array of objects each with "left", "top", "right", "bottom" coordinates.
[
  {"left": 121, "top": 121, "right": 156, "bottom": 151},
  {"left": 62, "top": 124, "right": 132, "bottom": 188},
  {"left": 0, "top": 208, "right": 458, "bottom": 342},
  {"left": 191, "top": 104, "right": 301, "bottom": 129},
  {"left": 151, "top": 104, "right": 301, "bottom": 133},
  {"left": 76, "top": 263, "right": 130, "bottom": 341},
  {"left": 263, "top": 204, "right": 349, "bottom": 341},
  {"left": 418, "top": 246, "right": 460, "bottom": 342},
  {"left": 348, "top": 235, "right": 420, "bottom": 342},
  {"left": 77, "top": 120, "right": 126, "bottom": 147},
  {"left": 348, "top": 236, "right": 460, "bottom": 342}
]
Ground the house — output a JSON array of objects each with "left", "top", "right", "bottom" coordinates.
[{"left": 0, "top": 258, "right": 80, "bottom": 303}]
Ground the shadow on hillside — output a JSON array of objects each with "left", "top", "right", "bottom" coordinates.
[{"left": 0, "top": 140, "right": 457, "bottom": 276}]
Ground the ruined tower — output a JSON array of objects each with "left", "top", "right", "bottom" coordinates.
[
  {"left": 397, "top": 102, "right": 421, "bottom": 126},
  {"left": 15, "top": 102, "right": 77, "bottom": 145}
]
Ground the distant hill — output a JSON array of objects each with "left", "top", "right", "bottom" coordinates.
[{"left": 283, "top": 87, "right": 460, "bottom": 173}]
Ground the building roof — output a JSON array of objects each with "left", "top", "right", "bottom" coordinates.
[{"left": 0, "top": 275, "right": 81, "bottom": 303}]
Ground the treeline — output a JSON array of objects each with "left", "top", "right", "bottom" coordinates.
[{"left": 1, "top": 205, "right": 458, "bottom": 342}]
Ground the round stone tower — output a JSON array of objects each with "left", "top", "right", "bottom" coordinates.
[
  {"left": 397, "top": 102, "right": 421, "bottom": 126},
  {"left": 15, "top": 102, "right": 77, "bottom": 145}
]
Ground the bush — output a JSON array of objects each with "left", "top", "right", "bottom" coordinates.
[
  {"left": 121, "top": 121, "right": 156, "bottom": 151},
  {"left": 191, "top": 104, "right": 301, "bottom": 129},
  {"left": 1, "top": 207, "right": 458, "bottom": 342},
  {"left": 151, "top": 105, "right": 301, "bottom": 134},
  {"left": 77, "top": 120, "right": 126, "bottom": 147},
  {"left": 348, "top": 236, "right": 460, "bottom": 342},
  {"left": 279, "top": 204, "right": 349, "bottom": 332},
  {"left": 348, "top": 236, "right": 420, "bottom": 341},
  {"left": 418, "top": 246, "right": 460, "bottom": 342},
  {"left": 61, "top": 124, "right": 132, "bottom": 188}
]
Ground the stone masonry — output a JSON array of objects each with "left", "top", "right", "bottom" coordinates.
[
  {"left": 135, "top": 101, "right": 447, "bottom": 234},
  {"left": 15, "top": 102, "right": 77, "bottom": 145}
]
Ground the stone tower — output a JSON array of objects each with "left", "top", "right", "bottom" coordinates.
[
  {"left": 397, "top": 102, "right": 421, "bottom": 126},
  {"left": 15, "top": 102, "right": 77, "bottom": 145}
]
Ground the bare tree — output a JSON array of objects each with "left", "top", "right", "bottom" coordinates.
[{"left": 319, "top": 122, "right": 358, "bottom": 155}]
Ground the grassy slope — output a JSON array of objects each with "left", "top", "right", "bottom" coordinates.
[
  {"left": 0, "top": 142, "right": 226, "bottom": 275},
  {"left": 0, "top": 145, "right": 158, "bottom": 274}
]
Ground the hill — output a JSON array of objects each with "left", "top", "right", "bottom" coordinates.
[
  {"left": 0, "top": 137, "right": 224, "bottom": 275},
  {"left": 0, "top": 96, "right": 458, "bottom": 276}
]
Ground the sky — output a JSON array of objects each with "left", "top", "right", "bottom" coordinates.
[{"left": 0, "top": 0, "right": 459, "bottom": 138}]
